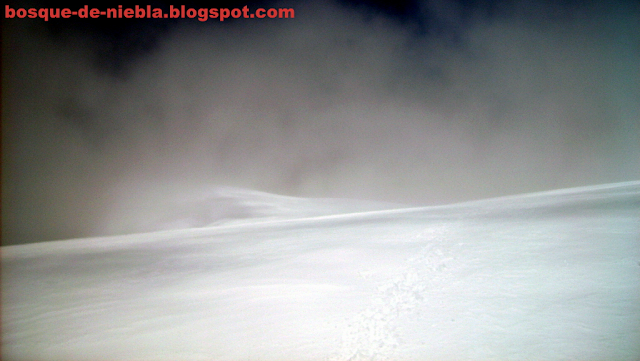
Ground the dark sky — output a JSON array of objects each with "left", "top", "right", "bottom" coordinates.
[{"left": 2, "top": 0, "right": 639, "bottom": 244}]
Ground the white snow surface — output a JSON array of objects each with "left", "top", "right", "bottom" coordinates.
[{"left": 2, "top": 181, "right": 640, "bottom": 361}]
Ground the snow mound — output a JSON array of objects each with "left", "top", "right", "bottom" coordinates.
[{"left": 98, "top": 185, "right": 403, "bottom": 236}]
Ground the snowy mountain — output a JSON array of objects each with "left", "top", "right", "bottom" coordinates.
[{"left": 2, "top": 181, "right": 639, "bottom": 360}]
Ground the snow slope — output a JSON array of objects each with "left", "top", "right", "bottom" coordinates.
[
  {"left": 97, "top": 185, "right": 404, "bottom": 236},
  {"left": 2, "top": 181, "right": 640, "bottom": 360}
]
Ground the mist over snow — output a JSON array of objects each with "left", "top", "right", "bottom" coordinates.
[
  {"left": 2, "top": 2, "right": 640, "bottom": 357},
  {"left": 2, "top": 0, "right": 640, "bottom": 245}
]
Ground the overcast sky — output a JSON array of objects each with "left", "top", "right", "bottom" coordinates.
[{"left": 3, "top": 0, "right": 639, "bottom": 244}]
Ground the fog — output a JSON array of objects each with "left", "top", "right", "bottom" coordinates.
[{"left": 2, "top": 0, "right": 639, "bottom": 244}]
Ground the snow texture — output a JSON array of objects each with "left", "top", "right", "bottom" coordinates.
[{"left": 2, "top": 181, "right": 640, "bottom": 361}]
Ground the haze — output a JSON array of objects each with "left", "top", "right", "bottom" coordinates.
[{"left": 2, "top": 0, "right": 639, "bottom": 244}]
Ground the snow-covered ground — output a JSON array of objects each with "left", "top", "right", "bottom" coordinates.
[{"left": 2, "top": 181, "right": 639, "bottom": 361}]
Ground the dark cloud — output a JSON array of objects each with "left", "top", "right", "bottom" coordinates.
[{"left": 2, "top": 0, "right": 639, "bottom": 244}]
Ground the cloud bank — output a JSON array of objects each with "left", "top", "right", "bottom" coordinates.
[{"left": 2, "top": 0, "right": 639, "bottom": 244}]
